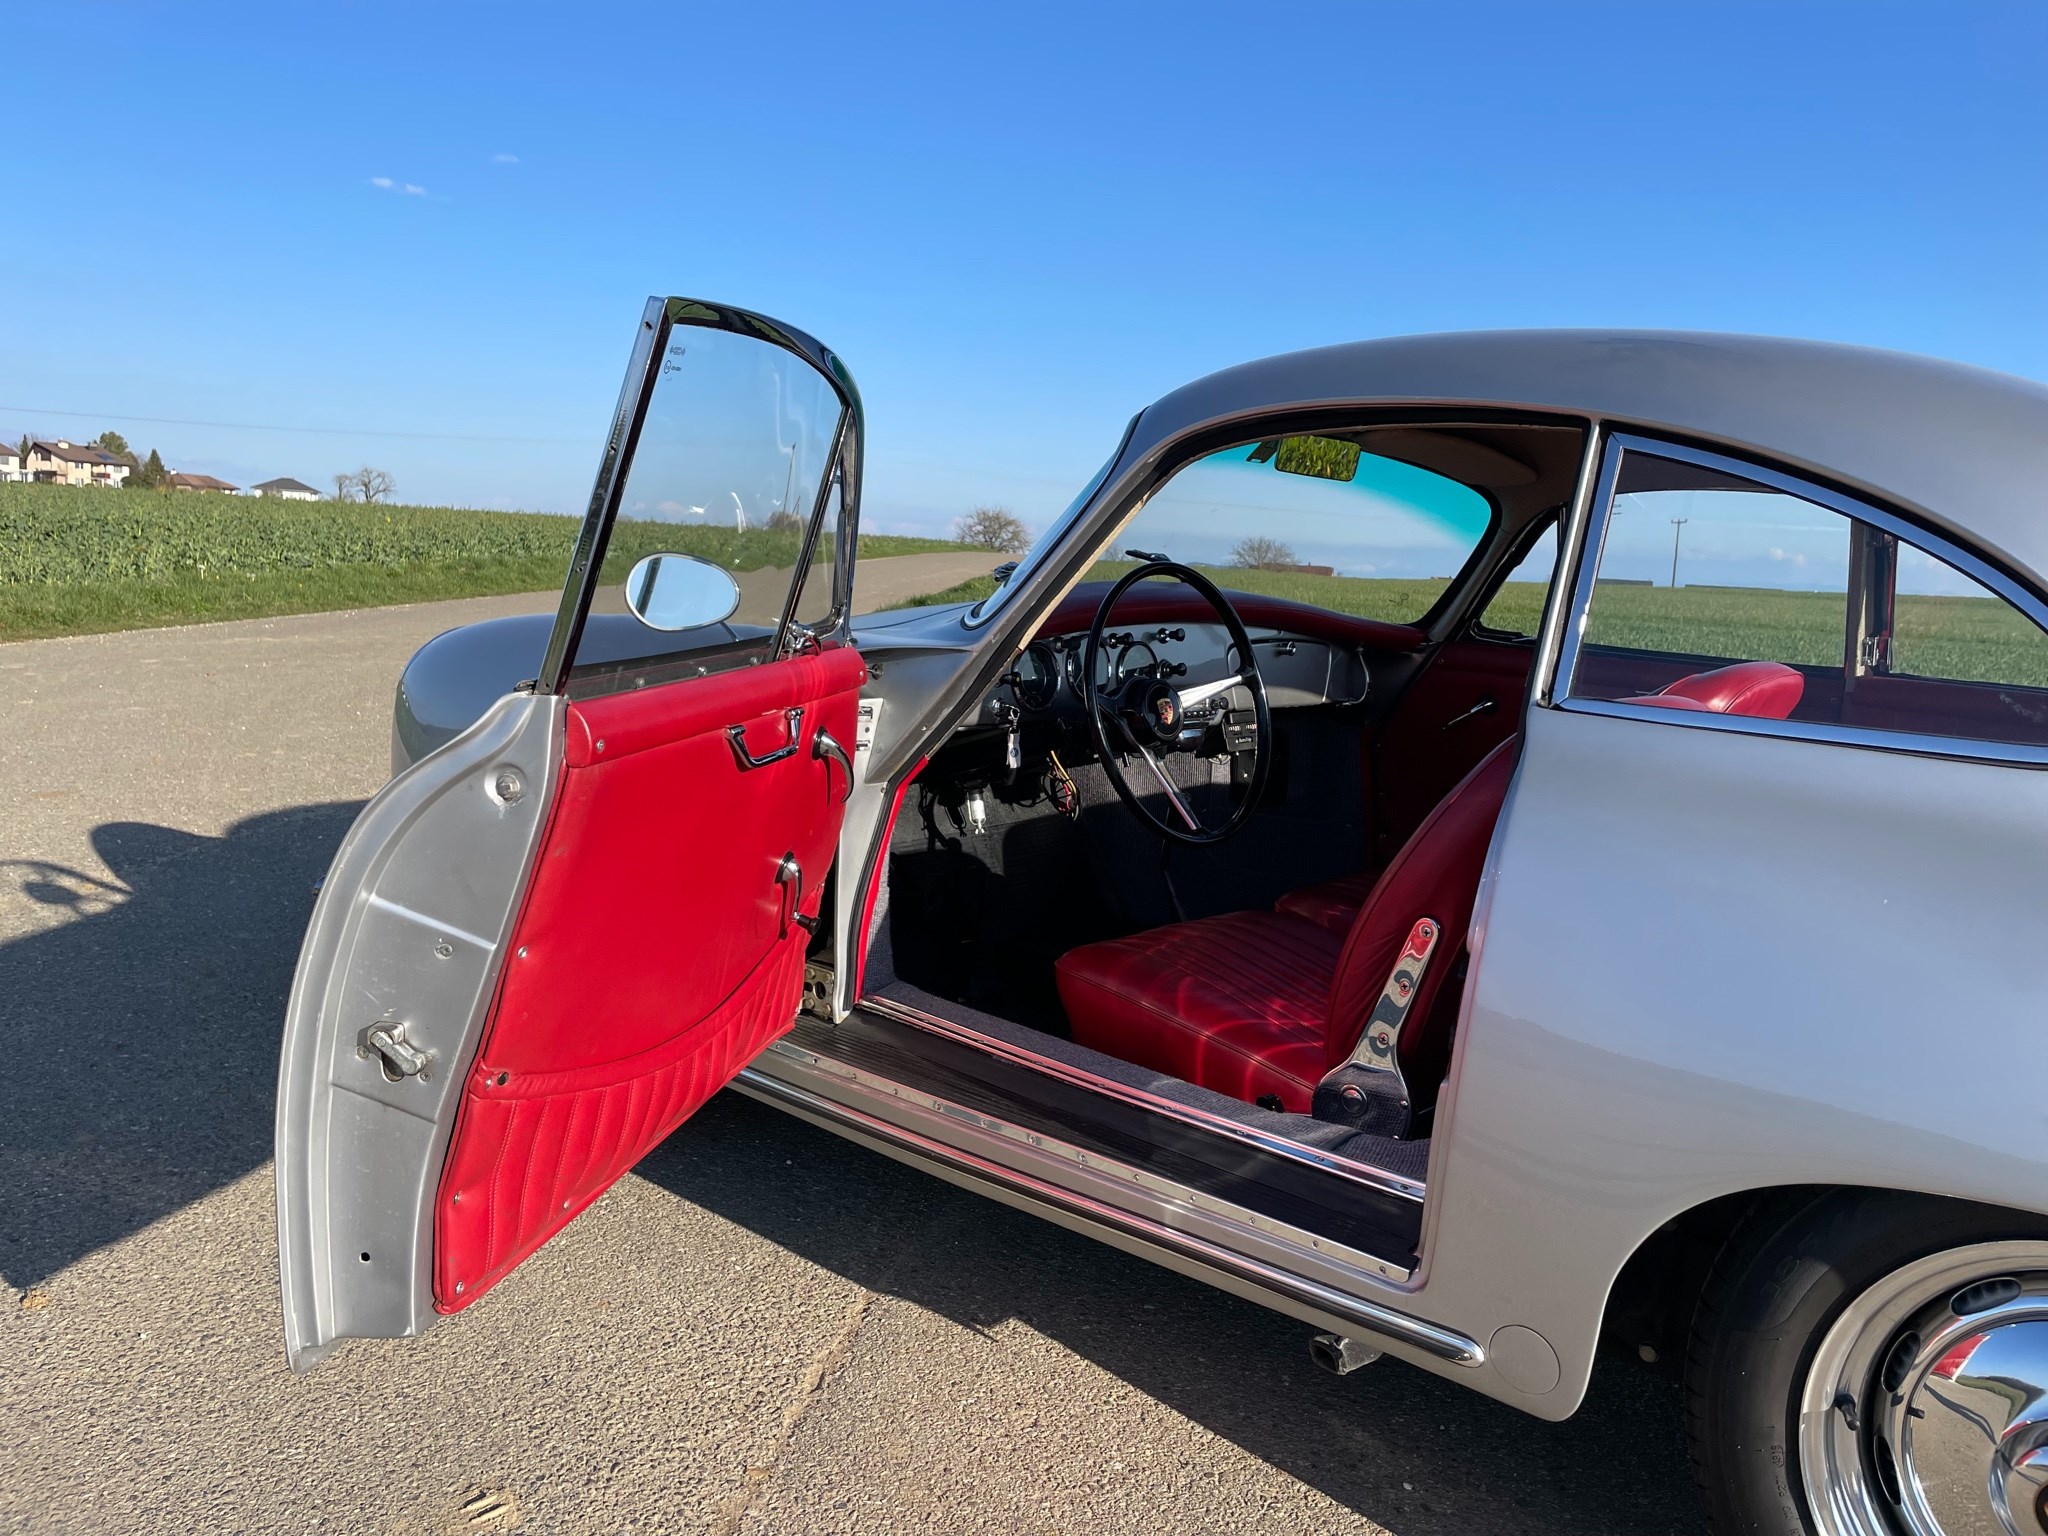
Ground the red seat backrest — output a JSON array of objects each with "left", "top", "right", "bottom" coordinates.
[
  {"left": 1323, "top": 739, "right": 1517, "bottom": 1083},
  {"left": 1635, "top": 660, "right": 1804, "bottom": 719}
]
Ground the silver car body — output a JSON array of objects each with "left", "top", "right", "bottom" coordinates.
[{"left": 298, "top": 326, "right": 2048, "bottom": 1418}]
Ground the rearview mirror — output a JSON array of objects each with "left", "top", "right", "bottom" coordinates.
[
  {"left": 623, "top": 552, "right": 742, "bottom": 632},
  {"left": 1247, "top": 435, "right": 1361, "bottom": 483}
]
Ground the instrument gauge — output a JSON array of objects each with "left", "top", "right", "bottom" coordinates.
[
  {"left": 1012, "top": 642, "right": 1060, "bottom": 710},
  {"left": 1117, "top": 642, "right": 1158, "bottom": 682}
]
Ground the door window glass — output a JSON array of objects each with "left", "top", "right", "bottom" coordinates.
[
  {"left": 1567, "top": 443, "right": 2048, "bottom": 749},
  {"left": 1579, "top": 453, "right": 1850, "bottom": 671},
  {"left": 572, "top": 323, "right": 846, "bottom": 682},
  {"left": 1476, "top": 522, "right": 1558, "bottom": 638},
  {"left": 1105, "top": 436, "right": 1494, "bottom": 623}
]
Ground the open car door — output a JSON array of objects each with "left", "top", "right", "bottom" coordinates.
[{"left": 277, "top": 299, "right": 866, "bottom": 1369}]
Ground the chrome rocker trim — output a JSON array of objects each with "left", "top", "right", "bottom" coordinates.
[
  {"left": 736, "top": 1037, "right": 1483, "bottom": 1368},
  {"left": 859, "top": 991, "right": 1430, "bottom": 1206}
]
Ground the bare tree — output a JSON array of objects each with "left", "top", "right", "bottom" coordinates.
[
  {"left": 955, "top": 506, "right": 1029, "bottom": 553},
  {"left": 333, "top": 466, "right": 397, "bottom": 503},
  {"left": 1231, "top": 534, "right": 1298, "bottom": 570}
]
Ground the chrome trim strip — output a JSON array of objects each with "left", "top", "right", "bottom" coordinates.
[
  {"left": 1531, "top": 419, "right": 1607, "bottom": 708},
  {"left": 1558, "top": 694, "right": 2048, "bottom": 766},
  {"left": 859, "top": 991, "right": 1428, "bottom": 1204},
  {"left": 734, "top": 1058, "right": 1482, "bottom": 1366},
  {"left": 1551, "top": 429, "right": 2048, "bottom": 766},
  {"left": 759, "top": 1036, "right": 1412, "bottom": 1283}
]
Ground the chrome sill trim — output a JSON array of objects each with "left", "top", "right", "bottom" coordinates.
[
  {"left": 858, "top": 991, "right": 1428, "bottom": 1204},
  {"left": 758, "top": 1035, "right": 1411, "bottom": 1284},
  {"left": 734, "top": 1056, "right": 1480, "bottom": 1367}
]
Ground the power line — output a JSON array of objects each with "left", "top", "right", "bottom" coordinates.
[{"left": 0, "top": 404, "right": 590, "bottom": 446}]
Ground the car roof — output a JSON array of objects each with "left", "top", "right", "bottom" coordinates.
[{"left": 1133, "top": 330, "right": 2048, "bottom": 592}]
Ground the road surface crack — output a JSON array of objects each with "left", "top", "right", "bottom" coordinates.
[{"left": 709, "top": 1288, "right": 874, "bottom": 1535}]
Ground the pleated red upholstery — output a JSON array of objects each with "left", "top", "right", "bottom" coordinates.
[
  {"left": 1059, "top": 741, "right": 1518, "bottom": 1112},
  {"left": 434, "top": 931, "right": 808, "bottom": 1307},
  {"left": 1056, "top": 911, "right": 1345, "bottom": 1111}
]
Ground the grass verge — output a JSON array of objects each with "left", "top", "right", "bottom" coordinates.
[{"left": 0, "top": 483, "right": 962, "bottom": 641}]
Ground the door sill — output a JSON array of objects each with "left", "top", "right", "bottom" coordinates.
[
  {"left": 860, "top": 989, "right": 1430, "bottom": 1203},
  {"left": 738, "top": 1042, "right": 1483, "bottom": 1368}
]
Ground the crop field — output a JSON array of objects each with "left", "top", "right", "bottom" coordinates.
[
  {"left": 0, "top": 483, "right": 959, "bottom": 640},
  {"left": 896, "top": 562, "right": 2048, "bottom": 687}
]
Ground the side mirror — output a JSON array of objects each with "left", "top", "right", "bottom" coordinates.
[{"left": 623, "top": 552, "right": 742, "bottom": 632}]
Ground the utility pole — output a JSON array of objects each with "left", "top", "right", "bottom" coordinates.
[{"left": 1669, "top": 517, "right": 1689, "bottom": 589}]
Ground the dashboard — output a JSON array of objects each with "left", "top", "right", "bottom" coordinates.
[{"left": 983, "top": 622, "right": 1371, "bottom": 730}]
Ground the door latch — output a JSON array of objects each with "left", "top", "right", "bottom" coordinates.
[{"left": 358, "top": 1021, "right": 431, "bottom": 1082}]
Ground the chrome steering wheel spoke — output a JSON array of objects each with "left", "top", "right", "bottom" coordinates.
[{"left": 1080, "top": 561, "right": 1272, "bottom": 846}]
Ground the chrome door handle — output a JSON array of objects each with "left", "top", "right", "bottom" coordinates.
[
  {"left": 812, "top": 729, "right": 854, "bottom": 803},
  {"left": 775, "top": 852, "right": 816, "bottom": 936},
  {"left": 727, "top": 707, "right": 805, "bottom": 769},
  {"left": 1440, "top": 696, "right": 1497, "bottom": 731}
]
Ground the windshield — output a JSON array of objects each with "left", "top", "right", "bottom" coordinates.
[{"left": 1101, "top": 438, "right": 1493, "bottom": 623}]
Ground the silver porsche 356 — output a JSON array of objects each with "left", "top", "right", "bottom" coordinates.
[{"left": 278, "top": 297, "right": 2048, "bottom": 1536}]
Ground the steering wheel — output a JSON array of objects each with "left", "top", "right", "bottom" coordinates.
[{"left": 1081, "top": 561, "right": 1272, "bottom": 845}]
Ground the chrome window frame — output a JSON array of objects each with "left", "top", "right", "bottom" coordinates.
[
  {"left": 539, "top": 296, "right": 863, "bottom": 695},
  {"left": 1547, "top": 429, "right": 2048, "bottom": 768}
]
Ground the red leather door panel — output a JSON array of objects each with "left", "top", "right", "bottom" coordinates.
[
  {"left": 433, "top": 645, "right": 866, "bottom": 1310},
  {"left": 1372, "top": 637, "right": 1532, "bottom": 859}
]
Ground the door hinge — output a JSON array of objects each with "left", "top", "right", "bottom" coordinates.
[{"left": 358, "top": 1021, "right": 431, "bottom": 1082}]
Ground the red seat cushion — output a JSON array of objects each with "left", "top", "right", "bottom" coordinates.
[
  {"left": 1061, "top": 741, "right": 1519, "bottom": 1115},
  {"left": 1273, "top": 869, "right": 1378, "bottom": 934},
  {"left": 1056, "top": 911, "right": 1344, "bottom": 1112}
]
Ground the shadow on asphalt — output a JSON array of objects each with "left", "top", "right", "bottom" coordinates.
[
  {"left": 0, "top": 804, "right": 363, "bottom": 1293},
  {"left": 640, "top": 1093, "right": 1709, "bottom": 1536},
  {"left": 0, "top": 805, "right": 1704, "bottom": 1532}
]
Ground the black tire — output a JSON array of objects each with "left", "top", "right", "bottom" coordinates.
[{"left": 1687, "top": 1188, "right": 2048, "bottom": 1534}]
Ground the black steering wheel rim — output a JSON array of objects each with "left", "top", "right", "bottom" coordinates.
[{"left": 1081, "top": 561, "right": 1272, "bottom": 846}]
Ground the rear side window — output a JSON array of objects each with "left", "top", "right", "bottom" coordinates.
[
  {"left": 1888, "top": 542, "right": 2048, "bottom": 687},
  {"left": 1566, "top": 441, "right": 2048, "bottom": 751}
]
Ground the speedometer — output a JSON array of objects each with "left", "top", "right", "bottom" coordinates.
[{"left": 1013, "top": 642, "right": 1060, "bottom": 710}]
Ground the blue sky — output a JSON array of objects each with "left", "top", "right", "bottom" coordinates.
[{"left": 4, "top": 2, "right": 2041, "bottom": 542}]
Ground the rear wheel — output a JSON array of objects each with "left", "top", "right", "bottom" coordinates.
[{"left": 1689, "top": 1190, "right": 2048, "bottom": 1536}]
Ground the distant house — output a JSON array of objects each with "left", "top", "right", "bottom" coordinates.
[
  {"left": 24, "top": 439, "right": 131, "bottom": 488},
  {"left": 252, "top": 476, "right": 321, "bottom": 501},
  {"left": 165, "top": 472, "right": 241, "bottom": 494},
  {"left": 0, "top": 443, "right": 21, "bottom": 482}
]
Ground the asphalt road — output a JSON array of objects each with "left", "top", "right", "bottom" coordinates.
[{"left": 0, "top": 584, "right": 1708, "bottom": 1536}]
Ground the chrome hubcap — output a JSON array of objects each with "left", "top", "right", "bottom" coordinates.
[{"left": 1801, "top": 1243, "right": 2048, "bottom": 1536}]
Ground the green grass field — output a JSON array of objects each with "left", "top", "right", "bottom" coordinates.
[
  {"left": 894, "top": 561, "right": 2048, "bottom": 688},
  {"left": 0, "top": 483, "right": 960, "bottom": 640}
]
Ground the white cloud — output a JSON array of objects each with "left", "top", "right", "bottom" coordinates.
[
  {"left": 369, "top": 176, "right": 428, "bottom": 196},
  {"left": 370, "top": 176, "right": 393, "bottom": 189},
  {"left": 1768, "top": 546, "right": 1808, "bottom": 567},
  {"left": 493, "top": 152, "right": 520, "bottom": 164}
]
